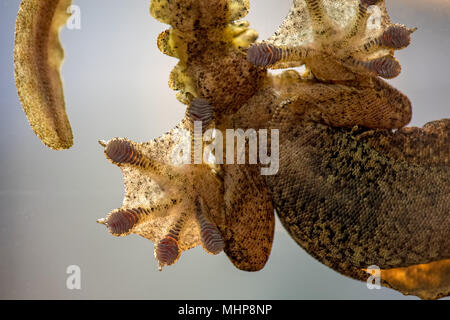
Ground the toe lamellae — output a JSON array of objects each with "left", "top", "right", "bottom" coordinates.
[
  {"left": 187, "top": 98, "right": 214, "bottom": 131},
  {"left": 155, "top": 237, "right": 180, "bottom": 270},
  {"left": 380, "top": 25, "right": 416, "bottom": 50},
  {"left": 196, "top": 198, "right": 225, "bottom": 255},
  {"left": 100, "top": 208, "right": 149, "bottom": 236},
  {"left": 352, "top": 56, "right": 402, "bottom": 79},
  {"left": 104, "top": 139, "right": 150, "bottom": 168},
  {"left": 247, "top": 43, "right": 310, "bottom": 68},
  {"left": 155, "top": 216, "right": 185, "bottom": 269}
]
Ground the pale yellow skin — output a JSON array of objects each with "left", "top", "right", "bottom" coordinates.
[
  {"left": 14, "top": 0, "right": 450, "bottom": 299},
  {"left": 15, "top": 0, "right": 73, "bottom": 149}
]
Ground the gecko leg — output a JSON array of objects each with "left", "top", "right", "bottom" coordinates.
[
  {"left": 15, "top": 0, "right": 74, "bottom": 150},
  {"left": 101, "top": 138, "right": 180, "bottom": 181},
  {"left": 155, "top": 215, "right": 186, "bottom": 270},
  {"left": 195, "top": 197, "right": 225, "bottom": 255},
  {"left": 287, "top": 77, "right": 412, "bottom": 129},
  {"left": 97, "top": 196, "right": 180, "bottom": 237},
  {"left": 359, "top": 25, "right": 417, "bottom": 54},
  {"left": 247, "top": 43, "right": 311, "bottom": 68}
]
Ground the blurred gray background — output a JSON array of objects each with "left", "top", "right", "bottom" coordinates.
[{"left": 0, "top": 0, "right": 448, "bottom": 299}]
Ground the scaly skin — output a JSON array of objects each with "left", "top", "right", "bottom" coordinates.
[
  {"left": 14, "top": 0, "right": 73, "bottom": 149},
  {"left": 14, "top": 0, "right": 449, "bottom": 299}
]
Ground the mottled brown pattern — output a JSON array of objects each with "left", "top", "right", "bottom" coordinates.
[
  {"left": 265, "top": 113, "right": 449, "bottom": 284},
  {"left": 14, "top": 0, "right": 73, "bottom": 149},
  {"left": 14, "top": 0, "right": 449, "bottom": 299},
  {"left": 282, "top": 77, "right": 412, "bottom": 129},
  {"left": 222, "top": 164, "right": 275, "bottom": 271},
  {"left": 154, "top": 0, "right": 264, "bottom": 114},
  {"left": 262, "top": 84, "right": 449, "bottom": 299}
]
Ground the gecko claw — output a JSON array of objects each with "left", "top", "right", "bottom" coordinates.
[{"left": 98, "top": 140, "right": 107, "bottom": 148}]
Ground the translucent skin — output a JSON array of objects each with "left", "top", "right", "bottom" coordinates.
[{"left": 14, "top": 0, "right": 449, "bottom": 299}]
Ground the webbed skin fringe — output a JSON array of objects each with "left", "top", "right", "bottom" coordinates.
[{"left": 14, "top": 0, "right": 449, "bottom": 299}]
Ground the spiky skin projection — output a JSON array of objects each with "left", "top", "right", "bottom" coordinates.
[{"left": 14, "top": 0, "right": 449, "bottom": 299}]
